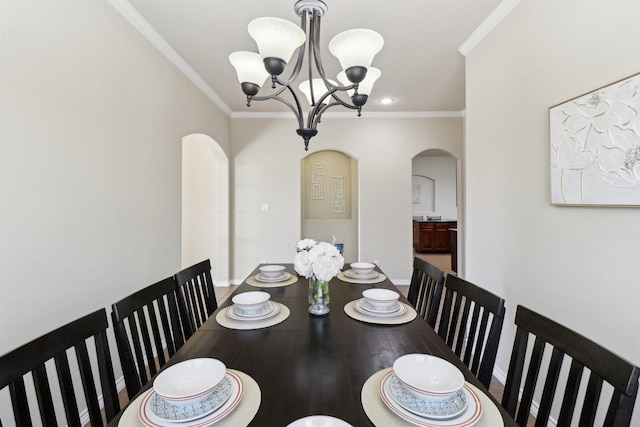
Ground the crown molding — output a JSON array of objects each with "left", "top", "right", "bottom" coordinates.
[
  {"left": 458, "top": 0, "right": 523, "bottom": 57},
  {"left": 107, "top": 0, "right": 232, "bottom": 116},
  {"left": 230, "top": 110, "right": 464, "bottom": 119}
]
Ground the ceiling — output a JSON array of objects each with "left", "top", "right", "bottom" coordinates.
[{"left": 122, "top": 0, "right": 504, "bottom": 115}]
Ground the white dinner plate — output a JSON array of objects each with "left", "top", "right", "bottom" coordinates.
[
  {"left": 231, "top": 301, "right": 277, "bottom": 318},
  {"left": 256, "top": 272, "right": 292, "bottom": 283},
  {"left": 139, "top": 370, "right": 244, "bottom": 427},
  {"left": 354, "top": 299, "right": 407, "bottom": 318},
  {"left": 379, "top": 371, "right": 482, "bottom": 427},
  {"left": 226, "top": 302, "right": 281, "bottom": 321},
  {"left": 358, "top": 299, "right": 402, "bottom": 314},
  {"left": 286, "top": 415, "right": 353, "bottom": 426},
  {"left": 344, "top": 269, "right": 378, "bottom": 280},
  {"left": 147, "top": 375, "right": 233, "bottom": 422},
  {"left": 386, "top": 374, "right": 467, "bottom": 420}
]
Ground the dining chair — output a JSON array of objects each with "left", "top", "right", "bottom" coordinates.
[
  {"left": 174, "top": 259, "right": 217, "bottom": 337},
  {"left": 111, "top": 276, "right": 190, "bottom": 399},
  {"left": 436, "top": 275, "right": 505, "bottom": 389},
  {"left": 502, "top": 305, "right": 640, "bottom": 426},
  {"left": 407, "top": 257, "right": 445, "bottom": 327},
  {"left": 0, "top": 308, "right": 120, "bottom": 427}
]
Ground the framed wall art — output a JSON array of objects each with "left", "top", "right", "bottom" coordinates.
[{"left": 549, "top": 72, "right": 640, "bottom": 206}]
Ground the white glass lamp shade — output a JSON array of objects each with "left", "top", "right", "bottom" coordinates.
[
  {"left": 329, "top": 29, "right": 384, "bottom": 71},
  {"left": 338, "top": 67, "right": 381, "bottom": 96},
  {"left": 299, "top": 78, "right": 337, "bottom": 105},
  {"left": 248, "top": 17, "right": 306, "bottom": 64},
  {"left": 229, "top": 51, "right": 269, "bottom": 87}
]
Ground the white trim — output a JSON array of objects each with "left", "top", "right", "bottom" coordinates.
[
  {"left": 492, "top": 365, "right": 557, "bottom": 426},
  {"left": 230, "top": 111, "right": 464, "bottom": 120},
  {"left": 79, "top": 376, "right": 126, "bottom": 426},
  {"left": 106, "top": 0, "right": 232, "bottom": 116},
  {"left": 458, "top": 0, "right": 523, "bottom": 57},
  {"left": 213, "top": 280, "right": 232, "bottom": 287}
]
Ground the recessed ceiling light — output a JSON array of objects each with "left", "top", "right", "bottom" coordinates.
[{"left": 379, "top": 97, "right": 394, "bottom": 105}]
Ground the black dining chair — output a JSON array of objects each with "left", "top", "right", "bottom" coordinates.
[
  {"left": 407, "top": 257, "right": 445, "bottom": 327},
  {"left": 0, "top": 308, "right": 120, "bottom": 427},
  {"left": 174, "top": 259, "right": 218, "bottom": 337},
  {"left": 502, "top": 305, "right": 640, "bottom": 426},
  {"left": 436, "top": 275, "right": 505, "bottom": 389},
  {"left": 111, "top": 276, "right": 190, "bottom": 399}
]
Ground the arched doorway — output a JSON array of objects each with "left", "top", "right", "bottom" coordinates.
[
  {"left": 411, "top": 149, "right": 458, "bottom": 275},
  {"left": 182, "top": 134, "right": 229, "bottom": 284},
  {"left": 301, "top": 150, "right": 358, "bottom": 262}
]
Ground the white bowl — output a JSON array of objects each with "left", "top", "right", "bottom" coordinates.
[
  {"left": 259, "top": 265, "right": 286, "bottom": 278},
  {"left": 153, "top": 358, "right": 226, "bottom": 406},
  {"left": 393, "top": 354, "right": 465, "bottom": 400},
  {"left": 362, "top": 288, "right": 399, "bottom": 311},
  {"left": 232, "top": 291, "right": 271, "bottom": 315},
  {"left": 350, "top": 262, "right": 375, "bottom": 276}
]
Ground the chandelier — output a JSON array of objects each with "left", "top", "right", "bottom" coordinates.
[{"left": 229, "top": 0, "right": 384, "bottom": 150}]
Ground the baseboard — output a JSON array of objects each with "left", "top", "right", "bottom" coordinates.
[
  {"left": 79, "top": 376, "right": 126, "bottom": 426},
  {"left": 492, "top": 366, "right": 557, "bottom": 427}
]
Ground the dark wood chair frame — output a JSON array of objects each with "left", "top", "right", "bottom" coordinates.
[
  {"left": 436, "top": 275, "right": 506, "bottom": 389},
  {"left": 502, "top": 305, "right": 640, "bottom": 426},
  {"left": 111, "top": 276, "right": 190, "bottom": 399},
  {"left": 0, "top": 309, "right": 120, "bottom": 427},
  {"left": 174, "top": 259, "right": 217, "bottom": 337},
  {"left": 407, "top": 257, "right": 445, "bottom": 327}
]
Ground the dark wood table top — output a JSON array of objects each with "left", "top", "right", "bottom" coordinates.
[{"left": 110, "top": 264, "right": 517, "bottom": 426}]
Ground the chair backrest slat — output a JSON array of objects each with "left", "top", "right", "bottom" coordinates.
[
  {"left": 75, "top": 340, "right": 101, "bottom": 426},
  {"left": 436, "top": 275, "right": 505, "bottom": 388},
  {"left": 111, "top": 276, "right": 187, "bottom": 399},
  {"left": 0, "top": 309, "right": 120, "bottom": 427},
  {"left": 502, "top": 305, "right": 640, "bottom": 426},
  {"left": 9, "top": 379, "right": 32, "bottom": 426},
  {"left": 32, "top": 364, "right": 57, "bottom": 424},
  {"left": 53, "top": 351, "right": 80, "bottom": 426}
]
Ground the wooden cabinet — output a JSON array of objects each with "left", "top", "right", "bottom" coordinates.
[{"left": 413, "top": 220, "right": 457, "bottom": 253}]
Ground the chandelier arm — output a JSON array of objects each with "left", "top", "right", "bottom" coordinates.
[
  {"left": 266, "top": 95, "right": 304, "bottom": 129},
  {"left": 310, "top": 101, "right": 358, "bottom": 130},
  {"left": 310, "top": 12, "right": 357, "bottom": 93},
  {"left": 250, "top": 85, "right": 289, "bottom": 102}
]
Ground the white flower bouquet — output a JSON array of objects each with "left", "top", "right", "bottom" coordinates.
[
  {"left": 294, "top": 238, "right": 345, "bottom": 316},
  {"left": 294, "top": 239, "right": 345, "bottom": 281}
]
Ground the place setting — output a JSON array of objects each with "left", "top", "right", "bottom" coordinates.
[
  {"left": 343, "top": 288, "right": 417, "bottom": 325},
  {"left": 118, "top": 358, "right": 261, "bottom": 427},
  {"left": 215, "top": 290, "right": 290, "bottom": 330},
  {"left": 246, "top": 264, "right": 298, "bottom": 288},
  {"left": 338, "top": 262, "right": 387, "bottom": 284},
  {"left": 361, "top": 354, "right": 504, "bottom": 427}
]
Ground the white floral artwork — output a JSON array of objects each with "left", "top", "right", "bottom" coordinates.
[{"left": 549, "top": 73, "right": 640, "bottom": 206}]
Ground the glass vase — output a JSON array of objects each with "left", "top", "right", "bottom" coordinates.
[{"left": 308, "top": 275, "right": 330, "bottom": 316}]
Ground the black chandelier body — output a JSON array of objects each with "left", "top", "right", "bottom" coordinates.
[{"left": 229, "top": 0, "right": 383, "bottom": 150}]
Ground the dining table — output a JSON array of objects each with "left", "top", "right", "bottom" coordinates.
[{"left": 109, "top": 263, "right": 518, "bottom": 427}]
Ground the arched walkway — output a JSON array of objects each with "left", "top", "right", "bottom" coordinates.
[{"left": 182, "top": 134, "right": 230, "bottom": 284}]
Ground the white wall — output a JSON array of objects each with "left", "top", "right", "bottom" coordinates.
[
  {"left": 465, "top": 0, "right": 640, "bottom": 423},
  {"left": 0, "top": 0, "right": 229, "bottom": 368},
  {"left": 230, "top": 116, "right": 463, "bottom": 283},
  {"left": 412, "top": 155, "right": 458, "bottom": 220}
]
